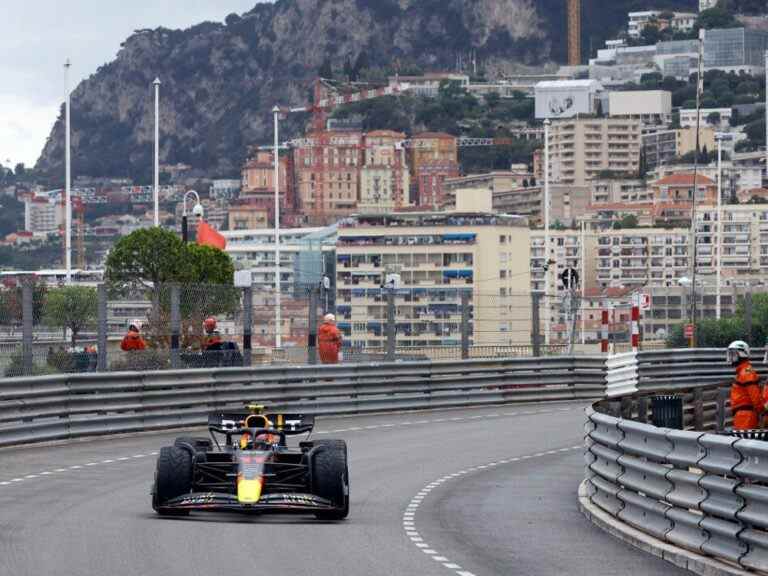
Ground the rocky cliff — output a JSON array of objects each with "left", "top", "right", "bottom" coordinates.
[{"left": 35, "top": 0, "right": 696, "bottom": 181}]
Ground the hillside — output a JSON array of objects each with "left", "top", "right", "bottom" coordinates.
[{"left": 35, "top": 0, "right": 698, "bottom": 182}]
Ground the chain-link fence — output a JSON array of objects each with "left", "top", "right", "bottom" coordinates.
[{"left": 13, "top": 279, "right": 757, "bottom": 377}]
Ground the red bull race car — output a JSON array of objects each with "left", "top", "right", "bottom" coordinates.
[{"left": 151, "top": 405, "right": 349, "bottom": 520}]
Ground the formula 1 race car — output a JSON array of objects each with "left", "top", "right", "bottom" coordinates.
[{"left": 151, "top": 405, "right": 348, "bottom": 520}]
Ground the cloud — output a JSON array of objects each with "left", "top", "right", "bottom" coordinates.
[{"left": 0, "top": 94, "right": 59, "bottom": 168}]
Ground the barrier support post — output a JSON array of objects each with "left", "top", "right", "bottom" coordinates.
[
  {"left": 693, "top": 387, "right": 704, "bottom": 430},
  {"left": 386, "top": 290, "right": 396, "bottom": 362},
  {"left": 531, "top": 292, "right": 541, "bottom": 357},
  {"left": 461, "top": 290, "right": 470, "bottom": 360},
  {"left": 22, "top": 279, "right": 33, "bottom": 376},
  {"left": 170, "top": 285, "right": 180, "bottom": 369},
  {"left": 308, "top": 288, "right": 318, "bottom": 365},
  {"left": 601, "top": 309, "right": 609, "bottom": 354},
  {"left": 243, "top": 287, "right": 253, "bottom": 367},
  {"left": 97, "top": 284, "right": 107, "bottom": 371},
  {"left": 716, "top": 386, "right": 727, "bottom": 432}
]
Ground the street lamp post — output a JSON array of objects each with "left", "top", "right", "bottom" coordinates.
[
  {"left": 272, "top": 106, "right": 282, "bottom": 349},
  {"left": 153, "top": 78, "right": 161, "bottom": 227},
  {"left": 181, "top": 190, "right": 203, "bottom": 243},
  {"left": 716, "top": 133, "right": 724, "bottom": 321},
  {"left": 64, "top": 59, "right": 72, "bottom": 284},
  {"left": 543, "top": 118, "right": 551, "bottom": 346}
]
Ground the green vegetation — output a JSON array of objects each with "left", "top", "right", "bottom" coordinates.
[
  {"left": 104, "top": 227, "right": 234, "bottom": 291},
  {"left": 666, "top": 293, "right": 768, "bottom": 348},
  {"left": 613, "top": 214, "right": 639, "bottom": 230},
  {"left": 43, "top": 286, "right": 98, "bottom": 348}
]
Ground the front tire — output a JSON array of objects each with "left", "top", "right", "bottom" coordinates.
[
  {"left": 311, "top": 441, "right": 349, "bottom": 520},
  {"left": 153, "top": 446, "right": 193, "bottom": 516}
]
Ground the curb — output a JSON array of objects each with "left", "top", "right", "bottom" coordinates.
[{"left": 578, "top": 480, "right": 754, "bottom": 576}]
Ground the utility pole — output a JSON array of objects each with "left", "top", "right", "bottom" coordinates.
[
  {"left": 543, "top": 118, "right": 551, "bottom": 347},
  {"left": 689, "top": 29, "right": 705, "bottom": 347},
  {"left": 273, "top": 106, "right": 282, "bottom": 349},
  {"left": 716, "top": 133, "right": 723, "bottom": 320},
  {"left": 64, "top": 59, "right": 72, "bottom": 284},
  {"left": 153, "top": 78, "right": 161, "bottom": 227}
]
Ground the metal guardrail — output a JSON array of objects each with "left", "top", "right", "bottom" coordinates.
[
  {"left": 0, "top": 355, "right": 606, "bottom": 448},
  {"left": 585, "top": 349, "right": 768, "bottom": 573}
]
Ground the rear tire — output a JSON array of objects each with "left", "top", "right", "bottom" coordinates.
[
  {"left": 153, "top": 446, "right": 193, "bottom": 516},
  {"left": 311, "top": 441, "right": 349, "bottom": 520}
]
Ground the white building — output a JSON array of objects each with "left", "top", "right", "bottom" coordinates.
[
  {"left": 534, "top": 80, "right": 604, "bottom": 119},
  {"left": 210, "top": 179, "right": 241, "bottom": 200},
  {"left": 700, "top": 0, "right": 717, "bottom": 10},
  {"left": 607, "top": 90, "right": 672, "bottom": 125},
  {"left": 24, "top": 195, "right": 63, "bottom": 236},
  {"left": 680, "top": 108, "right": 733, "bottom": 129},
  {"left": 223, "top": 227, "right": 335, "bottom": 299},
  {"left": 628, "top": 11, "right": 697, "bottom": 39}
]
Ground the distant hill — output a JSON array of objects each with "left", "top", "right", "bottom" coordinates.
[{"left": 34, "top": 0, "right": 700, "bottom": 182}]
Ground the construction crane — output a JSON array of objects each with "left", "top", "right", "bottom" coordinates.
[{"left": 568, "top": 0, "right": 581, "bottom": 66}]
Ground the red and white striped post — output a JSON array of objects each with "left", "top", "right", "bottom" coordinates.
[
  {"left": 631, "top": 299, "right": 640, "bottom": 354},
  {"left": 601, "top": 309, "right": 609, "bottom": 353}
]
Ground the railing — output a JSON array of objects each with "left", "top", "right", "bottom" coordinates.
[
  {"left": 0, "top": 355, "right": 606, "bottom": 448},
  {"left": 583, "top": 349, "right": 768, "bottom": 573}
]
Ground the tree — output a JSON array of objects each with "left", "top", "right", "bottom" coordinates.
[
  {"left": 697, "top": 7, "right": 739, "bottom": 31},
  {"left": 105, "top": 228, "right": 190, "bottom": 292},
  {"left": 613, "top": 214, "right": 639, "bottom": 230},
  {"left": 318, "top": 58, "right": 333, "bottom": 79},
  {"left": 44, "top": 286, "right": 98, "bottom": 348},
  {"left": 14, "top": 163, "right": 26, "bottom": 179},
  {"left": 353, "top": 51, "right": 370, "bottom": 79},
  {"left": 707, "top": 111, "right": 721, "bottom": 126}
]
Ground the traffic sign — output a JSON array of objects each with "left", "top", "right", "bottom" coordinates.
[
  {"left": 560, "top": 267, "right": 579, "bottom": 290},
  {"left": 684, "top": 324, "right": 695, "bottom": 339}
]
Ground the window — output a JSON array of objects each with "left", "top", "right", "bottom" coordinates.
[
  {"left": 500, "top": 235, "right": 506, "bottom": 244},
  {"left": 500, "top": 270, "right": 507, "bottom": 279}
]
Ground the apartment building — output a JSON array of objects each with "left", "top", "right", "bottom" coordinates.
[
  {"left": 549, "top": 117, "right": 641, "bottom": 187},
  {"left": 695, "top": 204, "right": 768, "bottom": 278},
  {"left": 680, "top": 107, "right": 733, "bottom": 129},
  {"left": 240, "top": 151, "right": 295, "bottom": 224},
  {"left": 223, "top": 227, "right": 332, "bottom": 298},
  {"left": 358, "top": 130, "right": 410, "bottom": 213},
  {"left": 443, "top": 171, "right": 534, "bottom": 199},
  {"left": 335, "top": 190, "right": 531, "bottom": 350},
  {"left": 294, "top": 131, "right": 362, "bottom": 224},
  {"left": 642, "top": 127, "right": 717, "bottom": 170},
  {"left": 24, "top": 195, "right": 63, "bottom": 236},
  {"left": 228, "top": 205, "right": 269, "bottom": 231},
  {"left": 627, "top": 11, "right": 696, "bottom": 39},
  {"left": 606, "top": 90, "right": 672, "bottom": 126},
  {"left": 590, "top": 178, "right": 649, "bottom": 204},
  {"left": 409, "top": 132, "right": 460, "bottom": 208}
]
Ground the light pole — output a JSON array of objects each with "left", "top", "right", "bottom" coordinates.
[
  {"left": 715, "top": 133, "right": 725, "bottom": 321},
  {"left": 272, "top": 106, "right": 282, "bottom": 349},
  {"left": 181, "top": 190, "right": 203, "bottom": 243},
  {"left": 543, "top": 118, "right": 551, "bottom": 346},
  {"left": 153, "top": 78, "right": 161, "bottom": 227},
  {"left": 64, "top": 59, "right": 72, "bottom": 284}
]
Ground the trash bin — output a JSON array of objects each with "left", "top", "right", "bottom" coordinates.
[
  {"left": 730, "top": 429, "right": 768, "bottom": 441},
  {"left": 651, "top": 395, "right": 683, "bottom": 429}
]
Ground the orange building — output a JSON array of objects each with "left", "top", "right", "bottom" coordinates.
[
  {"left": 293, "top": 130, "right": 363, "bottom": 225},
  {"left": 359, "top": 130, "right": 410, "bottom": 212},
  {"left": 652, "top": 173, "right": 717, "bottom": 205},
  {"left": 409, "top": 132, "right": 459, "bottom": 209},
  {"left": 240, "top": 151, "right": 296, "bottom": 225}
]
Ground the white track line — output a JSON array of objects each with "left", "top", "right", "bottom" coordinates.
[
  {"left": 403, "top": 444, "right": 583, "bottom": 576},
  {"left": 0, "top": 407, "right": 577, "bottom": 488}
]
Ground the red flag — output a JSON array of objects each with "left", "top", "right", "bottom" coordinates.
[{"left": 196, "top": 220, "right": 226, "bottom": 250}]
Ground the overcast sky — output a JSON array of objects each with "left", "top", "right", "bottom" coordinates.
[{"left": 0, "top": 1, "right": 262, "bottom": 170}]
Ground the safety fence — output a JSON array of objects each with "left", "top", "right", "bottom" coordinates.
[
  {"left": 584, "top": 349, "right": 768, "bottom": 573},
  {"left": 0, "top": 280, "right": 589, "bottom": 378},
  {"left": 0, "top": 355, "right": 606, "bottom": 448}
]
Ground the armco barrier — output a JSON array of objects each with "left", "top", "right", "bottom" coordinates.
[
  {"left": 0, "top": 355, "right": 606, "bottom": 448},
  {"left": 584, "top": 348, "right": 768, "bottom": 574}
]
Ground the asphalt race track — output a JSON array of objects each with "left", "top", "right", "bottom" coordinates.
[{"left": 0, "top": 402, "right": 689, "bottom": 576}]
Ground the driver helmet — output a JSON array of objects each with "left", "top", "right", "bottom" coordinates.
[
  {"left": 203, "top": 316, "right": 217, "bottom": 333},
  {"left": 128, "top": 319, "right": 142, "bottom": 332},
  {"left": 727, "top": 340, "right": 750, "bottom": 365}
]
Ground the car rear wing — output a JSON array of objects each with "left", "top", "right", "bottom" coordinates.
[{"left": 208, "top": 411, "right": 315, "bottom": 435}]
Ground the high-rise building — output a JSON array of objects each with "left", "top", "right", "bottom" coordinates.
[
  {"left": 358, "top": 130, "right": 410, "bottom": 213},
  {"left": 294, "top": 131, "right": 363, "bottom": 224},
  {"left": 409, "top": 132, "right": 459, "bottom": 209},
  {"left": 335, "top": 190, "right": 531, "bottom": 352},
  {"left": 548, "top": 117, "right": 641, "bottom": 186}
]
